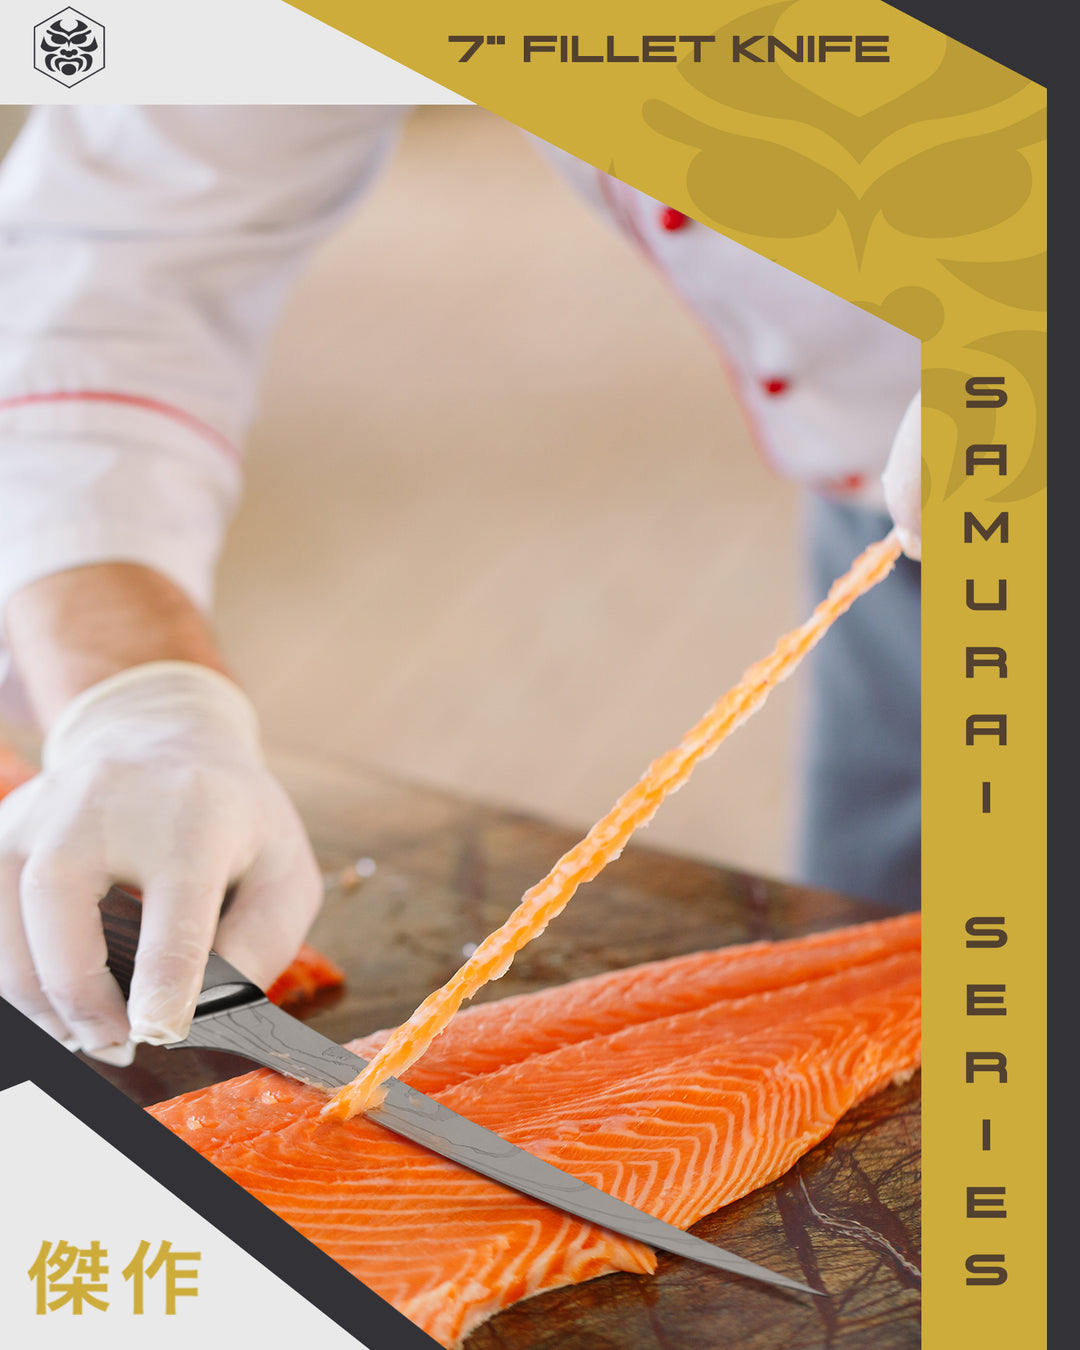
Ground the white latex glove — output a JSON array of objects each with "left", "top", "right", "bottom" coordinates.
[
  {"left": 882, "top": 391, "right": 922, "bottom": 561},
  {"left": 0, "top": 661, "right": 322, "bottom": 1064}
]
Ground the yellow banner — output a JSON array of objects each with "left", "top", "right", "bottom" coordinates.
[{"left": 288, "top": 1, "right": 1047, "bottom": 1342}]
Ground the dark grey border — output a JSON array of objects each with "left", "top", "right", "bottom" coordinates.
[
  {"left": 0, "top": 998, "right": 440, "bottom": 1348},
  {"left": 887, "top": 0, "right": 1048, "bottom": 85}
]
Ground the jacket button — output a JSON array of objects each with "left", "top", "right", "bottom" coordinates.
[
  {"left": 761, "top": 377, "right": 790, "bottom": 396},
  {"left": 659, "top": 207, "right": 689, "bottom": 231}
]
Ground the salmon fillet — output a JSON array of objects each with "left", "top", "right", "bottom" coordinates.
[
  {"left": 265, "top": 943, "right": 345, "bottom": 1008},
  {"left": 150, "top": 913, "right": 920, "bottom": 1347}
]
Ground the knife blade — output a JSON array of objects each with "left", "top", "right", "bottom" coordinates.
[{"left": 99, "top": 886, "right": 818, "bottom": 1296}]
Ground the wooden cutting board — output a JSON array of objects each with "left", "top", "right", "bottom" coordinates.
[{"left": 90, "top": 750, "right": 920, "bottom": 1349}]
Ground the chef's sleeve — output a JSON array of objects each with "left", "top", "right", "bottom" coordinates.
[{"left": 0, "top": 104, "right": 405, "bottom": 709}]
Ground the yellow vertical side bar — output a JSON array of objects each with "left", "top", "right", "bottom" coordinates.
[{"left": 922, "top": 360, "right": 1046, "bottom": 1344}]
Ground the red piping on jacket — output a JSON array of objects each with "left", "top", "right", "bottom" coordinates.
[
  {"left": 595, "top": 172, "right": 785, "bottom": 480},
  {"left": 0, "top": 391, "right": 241, "bottom": 465}
]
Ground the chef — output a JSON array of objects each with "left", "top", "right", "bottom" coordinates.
[{"left": 0, "top": 106, "right": 921, "bottom": 1068}]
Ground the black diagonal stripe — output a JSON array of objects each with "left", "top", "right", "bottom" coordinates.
[
  {"left": 0, "top": 997, "right": 440, "bottom": 1348},
  {"left": 887, "top": 0, "right": 1049, "bottom": 84}
]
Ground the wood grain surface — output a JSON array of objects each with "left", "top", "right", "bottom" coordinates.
[{"left": 86, "top": 750, "right": 920, "bottom": 1348}]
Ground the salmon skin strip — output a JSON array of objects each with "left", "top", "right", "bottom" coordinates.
[
  {"left": 150, "top": 915, "right": 920, "bottom": 1348},
  {"left": 326, "top": 531, "right": 903, "bottom": 1119}
]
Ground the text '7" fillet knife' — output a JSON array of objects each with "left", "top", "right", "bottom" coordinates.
[{"left": 99, "top": 886, "right": 818, "bottom": 1297}]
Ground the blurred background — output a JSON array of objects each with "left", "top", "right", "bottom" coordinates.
[{"left": 0, "top": 105, "right": 802, "bottom": 881}]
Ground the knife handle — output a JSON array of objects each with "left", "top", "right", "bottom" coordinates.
[
  {"left": 98, "top": 885, "right": 143, "bottom": 1000},
  {"left": 99, "top": 884, "right": 263, "bottom": 1011}
]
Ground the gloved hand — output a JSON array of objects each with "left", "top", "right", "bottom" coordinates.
[
  {"left": 882, "top": 391, "right": 922, "bottom": 561},
  {"left": 0, "top": 661, "right": 322, "bottom": 1064}
]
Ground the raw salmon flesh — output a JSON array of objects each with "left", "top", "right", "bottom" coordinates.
[{"left": 150, "top": 912, "right": 921, "bottom": 1347}]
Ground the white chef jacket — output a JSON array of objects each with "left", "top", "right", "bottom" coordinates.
[{"left": 0, "top": 105, "right": 918, "bottom": 706}]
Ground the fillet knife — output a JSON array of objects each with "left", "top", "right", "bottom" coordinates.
[{"left": 99, "top": 886, "right": 817, "bottom": 1297}]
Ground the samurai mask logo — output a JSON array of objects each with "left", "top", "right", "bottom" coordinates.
[{"left": 35, "top": 8, "right": 105, "bottom": 86}]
